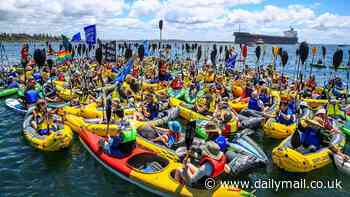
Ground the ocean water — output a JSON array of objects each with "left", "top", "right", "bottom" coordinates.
[{"left": 0, "top": 42, "right": 349, "bottom": 197}]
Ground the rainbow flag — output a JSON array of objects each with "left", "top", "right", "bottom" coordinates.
[{"left": 56, "top": 50, "right": 72, "bottom": 62}]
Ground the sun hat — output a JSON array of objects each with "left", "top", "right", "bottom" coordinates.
[
  {"left": 168, "top": 121, "right": 182, "bottom": 133},
  {"left": 201, "top": 141, "right": 223, "bottom": 160}
]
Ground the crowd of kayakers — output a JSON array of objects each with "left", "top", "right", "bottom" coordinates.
[{"left": 2, "top": 41, "right": 350, "bottom": 195}]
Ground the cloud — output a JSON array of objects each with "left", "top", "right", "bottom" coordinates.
[
  {"left": 129, "top": 0, "right": 162, "bottom": 18},
  {"left": 0, "top": 0, "right": 350, "bottom": 43}
]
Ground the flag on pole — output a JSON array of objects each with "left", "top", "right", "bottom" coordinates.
[
  {"left": 226, "top": 54, "right": 237, "bottom": 70},
  {"left": 56, "top": 50, "right": 72, "bottom": 62},
  {"left": 71, "top": 33, "right": 81, "bottom": 42},
  {"left": 84, "top": 25, "right": 96, "bottom": 44}
]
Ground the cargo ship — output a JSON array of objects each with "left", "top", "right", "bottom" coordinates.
[{"left": 234, "top": 28, "right": 298, "bottom": 45}]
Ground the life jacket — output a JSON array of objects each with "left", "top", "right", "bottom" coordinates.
[
  {"left": 199, "top": 155, "right": 226, "bottom": 177},
  {"left": 170, "top": 79, "right": 183, "bottom": 90},
  {"left": 25, "top": 89, "right": 39, "bottom": 105},
  {"left": 120, "top": 128, "right": 137, "bottom": 143},
  {"left": 248, "top": 98, "right": 262, "bottom": 112}
]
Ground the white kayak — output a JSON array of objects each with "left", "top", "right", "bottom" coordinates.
[
  {"left": 334, "top": 153, "right": 350, "bottom": 176},
  {"left": 5, "top": 98, "right": 27, "bottom": 114}
]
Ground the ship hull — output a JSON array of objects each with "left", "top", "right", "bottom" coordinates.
[{"left": 234, "top": 32, "right": 298, "bottom": 45}]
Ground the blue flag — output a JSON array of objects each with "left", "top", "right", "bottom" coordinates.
[
  {"left": 226, "top": 54, "right": 237, "bottom": 70},
  {"left": 84, "top": 25, "right": 96, "bottom": 44},
  {"left": 143, "top": 40, "right": 149, "bottom": 57},
  {"left": 113, "top": 59, "right": 134, "bottom": 83},
  {"left": 71, "top": 33, "right": 81, "bottom": 42}
]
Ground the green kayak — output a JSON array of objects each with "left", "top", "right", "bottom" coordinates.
[{"left": 0, "top": 88, "right": 18, "bottom": 98}]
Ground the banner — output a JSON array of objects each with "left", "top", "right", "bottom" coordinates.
[
  {"left": 84, "top": 25, "right": 96, "bottom": 44},
  {"left": 104, "top": 41, "right": 117, "bottom": 62},
  {"left": 71, "top": 32, "right": 81, "bottom": 42}
]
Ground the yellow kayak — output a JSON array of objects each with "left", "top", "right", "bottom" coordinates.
[
  {"left": 23, "top": 114, "right": 73, "bottom": 151},
  {"left": 272, "top": 132, "right": 345, "bottom": 172},
  {"left": 263, "top": 118, "right": 297, "bottom": 139},
  {"left": 169, "top": 97, "right": 238, "bottom": 134},
  {"left": 228, "top": 100, "right": 248, "bottom": 112}
]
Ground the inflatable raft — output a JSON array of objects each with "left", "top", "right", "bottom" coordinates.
[{"left": 272, "top": 132, "right": 345, "bottom": 172}]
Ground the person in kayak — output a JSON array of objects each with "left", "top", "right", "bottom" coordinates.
[
  {"left": 143, "top": 94, "right": 159, "bottom": 120},
  {"left": 248, "top": 92, "right": 264, "bottom": 112},
  {"left": 297, "top": 117, "right": 323, "bottom": 153},
  {"left": 31, "top": 99, "right": 58, "bottom": 135},
  {"left": 151, "top": 121, "right": 182, "bottom": 147},
  {"left": 99, "top": 111, "right": 137, "bottom": 158},
  {"left": 243, "top": 82, "right": 254, "bottom": 98},
  {"left": 23, "top": 79, "right": 40, "bottom": 108},
  {"left": 158, "top": 61, "right": 172, "bottom": 81},
  {"left": 258, "top": 87, "right": 271, "bottom": 106},
  {"left": 212, "top": 101, "right": 237, "bottom": 136},
  {"left": 175, "top": 141, "right": 230, "bottom": 186},
  {"left": 275, "top": 98, "right": 295, "bottom": 126}
]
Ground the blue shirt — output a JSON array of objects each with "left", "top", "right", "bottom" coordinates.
[
  {"left": 248, "top": 98, "right": 263, "bottom": 112},
  {"left": 276, "top": 108, "right": 294, "bottom": 125}
]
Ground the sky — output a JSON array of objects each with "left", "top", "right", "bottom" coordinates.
[{"left": 0, "top": 0, "right": 349, "bottom": 44}]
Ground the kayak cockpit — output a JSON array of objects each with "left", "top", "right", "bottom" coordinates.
[{"left": 127, "top": 153, "right": 169, "bottom": 173}]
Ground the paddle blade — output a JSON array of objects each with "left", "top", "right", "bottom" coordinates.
[
  {"left": 299, "top": 41, "right": 309, "bottom": 65},
  {"left": 105, "top": 98, "right": 112, "bottom": 123},
  {"left": 210, "top": 50, "right": 217, "bottom": 65},
  {"left": 33, "top": 49, "right": 46, "bottom": 67},
  {"left": 255, "top": 46, "right": 261, "bottom": 60},
  {"left": 333, "top": 49, "right": 343, "bottom": 70},
  {"left": 95, "top": 47, "right": 103, "bottom": 65},
  {"left": 281, "top": 50, "right": 289, "bottom": 67},
  {"left": 185, "top": 121, "right": 196, "bottom": 150},
  {"left": 242, "top": 45, "right": 248, "bottom": 58},
  {"left": 322, "top": 46, "right": 326, "bottom": 58},
  {"left": 219, "top": 45, "right": 223, "bottom": 54},
  {"left": 197, "top": 45, "right": 202, "bottom": 62},
  {"left": 159, "top": 20, "right": 163, "bottom": 30},
  {"left": 312, "top": 47, "right": 317, "bottom": 56},
  {"left": 138, "top": 44, "right": 145, "bottom": 61},
  {"left": 225, "top": 49, "right": 229, "bottom": 62}
]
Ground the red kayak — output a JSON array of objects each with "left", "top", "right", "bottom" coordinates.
[{"left": 79, "top": 129, "right": 251, "bottom": 197}]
